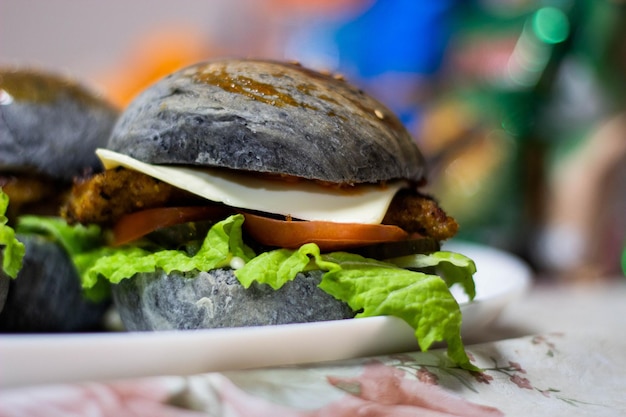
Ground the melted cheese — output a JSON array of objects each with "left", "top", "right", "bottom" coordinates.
[{"left": 96, "top": 149, "right": 405, "bottom": 224}]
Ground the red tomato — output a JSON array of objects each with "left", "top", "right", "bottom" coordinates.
[
  {"left": 112, "top": 206, "right": 409, "bottom": 252},
  {"left": 112, "top": 206, "right": 229, "bottom": 246},
  {"left": 242, "top": 212, "right": 409, "bottom": 252}
]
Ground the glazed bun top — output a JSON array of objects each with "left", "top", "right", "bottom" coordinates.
[
  {"left": 0, "top": 68, "right": 119, "bottom": 182},
  {"left": 107, "top": 59, "right": 426, "bottom": 184}
]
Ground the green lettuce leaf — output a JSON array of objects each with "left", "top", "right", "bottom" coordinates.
[
  {"left": 385, "top": 252, "right": 477, "bottom": 300},
  {"left": 79, "top": 214, "right": 255, "bottom": 288},
  {"left": 16, "top": 215, "right": 114, "bottom": 301},
  {"left": 236, "top": 244, "right": 334, "bottom": 290},
  {"left": 17, "top": 215, "right": 105, "bottom": 255},
  {"left": 236, "top": 243, "right": 478, "bottom": 371},
  {"left": 0, "top": 189, "right": 25, "bottom": 278}
]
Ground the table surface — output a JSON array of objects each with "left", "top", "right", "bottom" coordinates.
[
  {"left": 1, "top": 279, "right": 625, "bottom": 417},
  {"left": 468, "top": 279, "right": 626, "bottom": 343}
]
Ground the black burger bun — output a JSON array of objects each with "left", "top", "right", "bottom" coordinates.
[
  {"left": 0, "top": 235, "right": 109, "bottom": 332},
  {"left": 113, "top": 269, "right": 354, "bottom": 331},
  {"left": 107, "top": 59, "right": 426, "bottom": 184},
  {"left": 0, "top": 68, "right": 119, "bottom": 182},
  {"left": 0, "top": 67, "right": 118, "bottom": 332}
]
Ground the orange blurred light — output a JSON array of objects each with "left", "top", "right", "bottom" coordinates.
[{"left": 97, "top": 27, "right": 213, "bottom": 107}]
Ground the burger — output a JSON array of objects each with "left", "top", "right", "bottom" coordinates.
[
  {"left": 60, "top": 59, "right": 478, "bottom": 369},
  {"left": 0, "top": 67, "right": 118, "bottom": 332}
]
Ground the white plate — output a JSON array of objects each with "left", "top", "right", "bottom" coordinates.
[{"left": 0, "top": 241, "right": 531, "bottom": 388}]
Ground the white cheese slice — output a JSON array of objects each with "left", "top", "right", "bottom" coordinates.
[{"left": 96, "top": 149, "right": 405, "bottom": 224}]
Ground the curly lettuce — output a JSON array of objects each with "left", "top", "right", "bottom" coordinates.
[
  {"left": 0, "top": 189, "right": 25, "bottom": 278},
  {"left": 237, "top": 243, "right": 477, "bottom": 370}
]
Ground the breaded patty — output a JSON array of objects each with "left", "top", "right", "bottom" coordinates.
[
  {"left": 61, "top": 167, "right": 202, "bottom": 226},
  {"left": 382, "top": 189, "right": 458, "bottom": 241},
  {"left": 1, "top": 174, "right": 69, "bottom": 219}
]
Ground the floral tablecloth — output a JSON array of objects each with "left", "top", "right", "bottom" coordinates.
[{"left": 1, "top": 282, "right": 625, "bottom": 417}]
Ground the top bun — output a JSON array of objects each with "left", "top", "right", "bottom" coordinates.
[
  {"left": 107, "top": 59, "right": 426, "bottom": 184},
  {"left": 0, "top": 68, "right": 119, "bottom": 182}
]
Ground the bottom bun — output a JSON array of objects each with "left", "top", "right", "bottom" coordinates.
[
  {"left": 112, "top": 269, "right": 355, "bottom": 331},
  {"left": 0, "top": 234, "right": 110, "bottom": 332}
]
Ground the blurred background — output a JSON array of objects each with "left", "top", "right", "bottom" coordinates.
[{"left": 2, "top": 0, "right": 625, "bottom": 280}]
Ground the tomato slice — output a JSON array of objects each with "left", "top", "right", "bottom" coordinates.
[
  {"left": 242, "top": 212, "right": 409, "bottom": 252},
  {"left": 112, "top": 206, "right": 230, "bottom": 246},
  {"left": 112, "top": 206, "right": 410, "bottom": 252}
]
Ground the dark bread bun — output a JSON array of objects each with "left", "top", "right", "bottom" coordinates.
[
  {"left": 0, "top": 234, "right": 109, "bottom": 332},
  {"left": 107, "top": 59, "right": 426, "bottom": 184},
  {"left": 112, "top": 269, "right": 354, "bottom": 331},
  {"left": 0, "top": 68, "right": 118, "bottom": 181}
]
